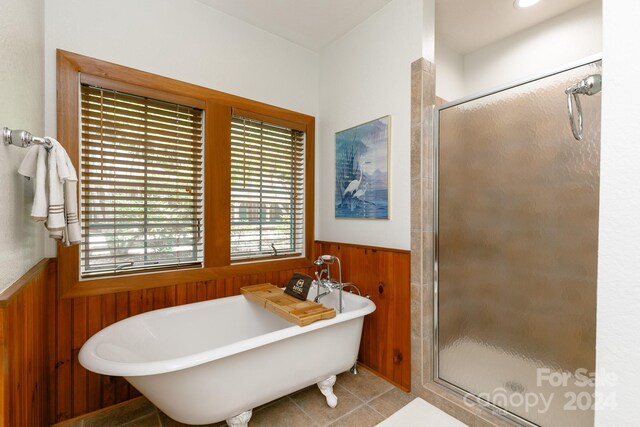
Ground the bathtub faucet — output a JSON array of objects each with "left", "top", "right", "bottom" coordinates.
[
  {"left": 313, "top": 255, "right": 344, "bottom": 313},
  {"left": 313, "top": 277, "right": 333, "bottom": 302}
]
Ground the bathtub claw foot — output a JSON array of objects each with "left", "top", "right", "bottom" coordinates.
[
  {"left": 226, "top": 409, "right": 252, "bottom": 427},
  {"left": 317, "top": 375, "right": 338, "bottom": 408}
]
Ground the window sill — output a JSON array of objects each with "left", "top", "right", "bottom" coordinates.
[
  {"left": 230, "top": 253, "right": 304, "bottom": 264},
  {"left": 61, "top": 256, "right": 315, "bottom": 298}
]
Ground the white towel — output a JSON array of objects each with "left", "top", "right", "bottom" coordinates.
[
  {"left": 46, "top": 138, "right": 81, "bottom": 246},
  {"left": 63, "top": 161, "right": 81, "bottom": 246},
  {"left": 17, "top": 138, "right": 81, "bottom": 246},
  {"left": 18, "top": 145, "right": 48, "bottom": 220},
  {"left": 47, "top": 141, "right": 66, "bottom": 232}
]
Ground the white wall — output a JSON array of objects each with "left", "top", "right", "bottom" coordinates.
[
  {"left": 0, "top": 0, "right": 45, "bottom": 292},
  {"left": 434, "top": 42, "right": 465, "bottom": 102},
  {"left": 317, "top": 0, "right": 423, "bottom": 250},
  {"left": 436, "top": 0, "right": 602, "bottom": 100},
  {"left": 423, "top": 0, "right": 435, "bottom": 62},
  {"left": 44, "top": 0, "right": 319, "bottom": 256},
  {"left": 594, "top": 0, "right": 640, "bottom": 425},
  {"left": 463, "top": 0, "right": 602, "bottom": 96}
]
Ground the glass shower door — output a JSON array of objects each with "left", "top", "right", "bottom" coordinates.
[{"left": 435, "top": 60, "right": 601, "bottom": 427}]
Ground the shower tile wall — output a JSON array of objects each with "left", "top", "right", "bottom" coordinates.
[{"left": 409, "top": 57, "right": 435, "bottom": 389}]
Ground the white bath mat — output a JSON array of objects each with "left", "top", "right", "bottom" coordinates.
[{"left": 376, "top": 398, "right": 469, "bottom": 427}]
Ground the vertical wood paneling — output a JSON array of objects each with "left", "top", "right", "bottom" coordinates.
[
  {"left": 153, "top": 287, "right": 165, "bottom": 311},
  {"left": 0, "top": 308, "right": 7, "bottom": 425},
  {"left": 48, "top": 262, "right": 58, "bottom": 422},
  {"left": 0, "top": 259, "right": 53, "bottom": 427},
  {"left": 166, "top": 285, "right": 177, "bottom": 308},
  {"left": 143, "top": 289, "right": 154, "bottom": 313},
  {"left": 101, "top": 293, "right": 116, "bottom": 408},
  {"left": 114, "top": 292, "right": 129, "bottom": 403},
  {"left": 86, "top": 296, "right": 102, "bottom": 413},
  {"left": 71, "top": 297, "right": 87, "bottom": 417},
  {"left": 56, "top": 295, "right": 73, "bottom": 421},
  {"left": 315, "top": 241, "right": 411, "bottom": 391},
  {"left": 50, "top": 241, "right": 410, "bottom": 423},
  {"left": 176, "top": 284, "right": 187, "bottom": 306}
]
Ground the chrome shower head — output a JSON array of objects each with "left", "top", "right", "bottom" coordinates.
[
  {"left": 565, "top": 74, "right": 602, "bottom": 141},
  {"left": 315, "top": 255, "right": 337, "bottom": 266}
]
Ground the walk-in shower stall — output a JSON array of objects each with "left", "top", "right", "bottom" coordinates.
[{"left": 434, "top": 58, "right": 601, "bottom": 426}]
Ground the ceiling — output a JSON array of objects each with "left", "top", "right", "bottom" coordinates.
[
  {"left": 436, "top": 0, "right": 596, "bottom": 54},
  {"left": 195, "top": 0, "right": 393, "bottom": 52}
]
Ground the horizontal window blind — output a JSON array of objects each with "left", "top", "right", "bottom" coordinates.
[
  {"left": 80, "top": 84, "right": 204, "bottom": 277},
  {"left": 230, "top": 115, "right": 305, "bottom": 261}
]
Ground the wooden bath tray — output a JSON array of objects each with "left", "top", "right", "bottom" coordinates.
[{"left": 240, "top": 283, "right": 336, "bottom": 326}]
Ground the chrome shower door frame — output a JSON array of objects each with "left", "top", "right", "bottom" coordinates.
[{"left": 431, "top": 54, "right": 602, "bottom": 427}]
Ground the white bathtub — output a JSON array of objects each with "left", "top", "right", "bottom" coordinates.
[{"left": 79, "top": 284, "right": 375, "bottom": 425}]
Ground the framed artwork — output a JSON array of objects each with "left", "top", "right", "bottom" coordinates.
[{"left": 335, "top": 115, "right": 390, "bottom": 219}]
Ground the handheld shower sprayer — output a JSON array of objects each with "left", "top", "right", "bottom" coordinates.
[
  {"left": 314, "top": 255, "right": 342, "bottom": 283},
  {"left": 565, "top": 74, "right": 602, "bottom": 141}
]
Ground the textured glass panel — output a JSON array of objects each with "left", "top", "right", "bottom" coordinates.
[{"left": 436, "top": 61, "right": 601, "bottom": 427}]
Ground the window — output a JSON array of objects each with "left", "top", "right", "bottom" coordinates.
[
  {"left": 230, "top": 114, "right": 305, "bottom": 261},
  {"left": 57, "top": 50, "right": 314, "bottom": 296},
  {"left": 80, "top": 84, "right": 204, "bottom": 277}
]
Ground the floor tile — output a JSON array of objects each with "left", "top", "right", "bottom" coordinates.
[
  {"left": 368, "top": 388, "right": 415, "bottom": 418},
  {"left": 328, "top": 405, "right": 384, "bottom": 427},
  {"left": 336, "top": 369, "right": 395, "bottom": 403},
  {"left": 254, "top": 396, "right": 288, "bottom": 414},
  {"left": 54, "top": 418, "right": 84, "bottom": 427},
  {"left": 157, "top": 410, "right": 226, "bottom": 427},
  {"left": 290, "top": 384, "right": 364, "bottom": 426},
  {"left": 120, "top": 413, "right": 161, "bottom": 427},
  {"left": 250, "top": 397, "right": 317, "bottom": 427},
  {"left": 84, "top": 398, "right": 157, "bottom": 427},
  {"left": 56, "top": 371, "right": 409, "bottom": 427},
  {"left": 376, "top": 398, "right": 468, "bottom": 427}
]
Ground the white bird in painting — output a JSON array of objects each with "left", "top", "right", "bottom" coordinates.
[
  {"left": 343, "top": 161, "right": 369, "bottom": 197},
  {"left": 354, "top": 182, "right": 375, "bottom": 208},
  {"left": 343, "top": 168, "right": 362, "bottom": 197},
  {"left": 353, "top": 182, "right": 367, "bottom": 201}
]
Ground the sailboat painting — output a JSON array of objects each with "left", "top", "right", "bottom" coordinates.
[{"left": 335, "top": 116, "right": 390, "bottom": 219}]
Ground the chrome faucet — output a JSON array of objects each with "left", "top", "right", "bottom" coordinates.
[
  {"left": 312, "top": 255, "right": 344, "bottom": 313},
  {"left": 313, "top": 274, "right": 333, "bottom": 302}
]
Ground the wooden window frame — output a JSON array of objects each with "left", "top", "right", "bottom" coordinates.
[
  {"left": 57, "top": 50, "right": 315, "bottom": 298},
  {"left": 229, "top": 111, "right": 306, "bottom": 262}
]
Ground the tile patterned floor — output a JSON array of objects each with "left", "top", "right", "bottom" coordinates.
[{"left": 55, "top": 368, "right": 415, "bottom": 427}]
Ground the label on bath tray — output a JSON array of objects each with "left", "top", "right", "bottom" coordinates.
[
  {"left": 284, "top": 273, "right": 313, "bottom": 300},
  {"left": 240, "top": 283, "right": 336, "bottom": 326}
]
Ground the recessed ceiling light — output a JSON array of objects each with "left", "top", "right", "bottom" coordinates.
[{"left": 514, "top": 0, "right": 540, "bottom": 8}]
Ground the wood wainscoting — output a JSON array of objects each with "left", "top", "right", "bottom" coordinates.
[
  {"left": 0, "top": 259, "right": 55, "bottom": 427},
  {"left": 314, "top": 241, "right": 411, "bottom": 392}
]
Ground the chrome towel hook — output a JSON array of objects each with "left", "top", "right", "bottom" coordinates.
[{"left": 565, "top": 74, "right": 602, "bottom": 141}]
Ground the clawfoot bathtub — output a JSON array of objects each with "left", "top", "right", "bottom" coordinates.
[{"left": 79, "top": 284, "right": 375, "bottom": 425}]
